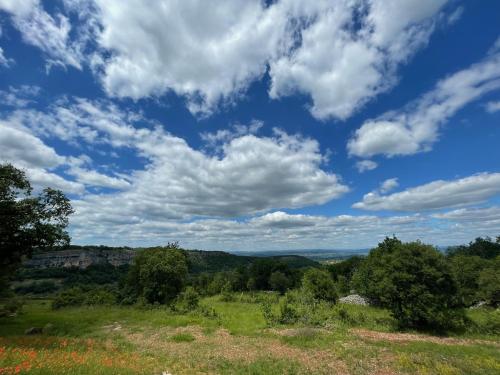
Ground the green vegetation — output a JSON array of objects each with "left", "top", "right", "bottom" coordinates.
[
  {"left": 353, "top": 237, "right": 465, "bottom": 330},
  {"left": 0, "top": 298, "right": 498, "bottom": 374},
  {"left": 0, "top": 163, "right": 73, "bottom": 298}
]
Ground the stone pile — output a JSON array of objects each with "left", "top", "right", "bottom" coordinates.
[{"left": 338, "top": 294, "right": 370, "bottom": 306}]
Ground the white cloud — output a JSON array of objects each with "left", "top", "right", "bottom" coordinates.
[
  {"left": 353, "top": 173, "right": 500, "bottom": 211},
  {"left": 379, "top": 178, "right": 399, "bottom": 194},
  {"left": 6, "top": 96, "right": 349, "bottom": 219},
  {"left": 70, "top": 206, "right": 498, "bottom": 251},
  {"left": 22, "top": 0, "right": 447, "bottom": 118},
  {"left": 0, "top": 120, "right": 64, "bottom": 169},
  {"left": 93, "top": 0, "right": 288, "bottom": 115},
  {"left": 348, "top": 51, "right": 500, "bottom": 158},
  {"left": 270, "top": 0, "right": 449, "bottom": 120},
  {"left": 355, "top": 160, "right": 378, "bottom": 173},
  {"left": 24, "top": 167, "right": 85, "bottom": 195},
  {"left": 66, "top": 166, "right": 131, "bottom": 190},
  {"left": 0, "top": 0, "right": 82, "bottom": 69},
  {"left": 0, "top": 46, "right": 13, "bottom": 67},
  {"left": 485, "top": 100, "right": 500, "bottom": 113}
]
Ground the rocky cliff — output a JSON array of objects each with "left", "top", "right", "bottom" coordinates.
[{"left": 24, "top": 249, "right": 136, "bottom": 269}]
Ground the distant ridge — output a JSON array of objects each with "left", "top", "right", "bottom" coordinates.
[
  {"left": 230, "top": 248, "right": 369, "bottom": 261},
  {"left": 25, "top": 246, "right": 318, "bottom": 273}
]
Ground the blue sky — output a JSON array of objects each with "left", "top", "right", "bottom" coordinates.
[{"left": 1, "top": 0, "right": 499, "bottom": 251}]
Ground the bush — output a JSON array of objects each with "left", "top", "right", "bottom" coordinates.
[
  {"left": 352, "top": 237, "right": 465, "bottom": 331},
  {"left": 0, "top": 298, "right": 24, "bottom": 317},
  {"left": 301, "top": 268, "right": 338, "bottom": 303},
  {"left": 52, "top": 287, "right": 87, "bottom": 309},
  {"left": 14, "top": 280, "right": 59, "bottom": 295},
  {"left": 176, "top": 286, "right": 200, "bottom": 311},
  {"left": 52, "top": 287, "right": 117, "bottom": 309}
]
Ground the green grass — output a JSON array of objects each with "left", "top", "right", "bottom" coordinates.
[
  {"left": 1, "top": 296, "right": 499, "bottom": 374},
  {"left": 169, "top": 333, "right": 195, "bottom": 342}
]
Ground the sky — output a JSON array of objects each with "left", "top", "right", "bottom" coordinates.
[{"left": 0, "top": 0, "right": 499, "bottom": 251}]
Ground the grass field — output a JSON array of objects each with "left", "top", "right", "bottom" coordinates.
[{"left": 0, "top": 295, "right": 499, "bottom": 374}]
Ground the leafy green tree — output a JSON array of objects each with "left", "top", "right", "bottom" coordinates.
[
  {"left": 477, "top": 257, "right": 500, "bottom": 306},
  {"left": 0, "top": 164, "right": 73, "bottom": 293},
  {"left": 447, "top": 237, "right": 500, "bottom": 259},
  {"left": 301, "top": 268, "right": 337, "bottom": 303},
  {"left": 269, "top": 271, "right": 291, "bottom": 294},
  {"left": 449, "top": 255, "right": 487, "bottom": 306},
  {"left": 352, "top": 237, "right": 463, "bottom": 330},
  {"left": 126, "top": 246, "right": 188, "bottom": 304}
]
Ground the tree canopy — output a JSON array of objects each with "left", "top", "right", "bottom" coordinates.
[
  {"left": 352, "top": 237, "right": 464, "bottom": 330},
  {"left": 1, "top": 164, "right": 73, "bottom": 290}
]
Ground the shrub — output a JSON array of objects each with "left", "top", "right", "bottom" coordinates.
[
  {"left": 352, "top": 237, "right": 465, "bottom": 330},
  {"left": 176, "top": 286, "right": 200, "bottom": 311},
  {"left": 14, "top": 280, "right": 59, "bottom": 295},
  {"left": 52, "top": 287, "right": 117, "bottom": 309},
  {"left": 83, "top": 289, "right": 116, "bottom": 306},
  {"left": 52, "top": 287, "right": 87, "bottom": 309},
  {"left": 301, "top": 268, "right": 338, "bottom": 303}
]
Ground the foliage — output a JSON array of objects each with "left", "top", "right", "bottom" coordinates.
[
  {"left": 477, "top": 257, "right": 500, "bottom": 306},
  {"left": 301, "top": 268, "right": 338, "bottom": 303},
  {"left": 269, "top": 271, "right": 291, "bottom": 294},
  {"left": 0, "top": 164, "right": 73, "bottom": 290},
  {"left": 176, "top": 286, "right": 200, "bottom": 312},
  {"left": 14, "top": 280, "right": 59, "bottom": 295},
  {"left": 352, "top": 237, "right": 465, "bottom": 330},
  {"left": 447, "top": 236, "right": 500, "bottom": 259},
  {"left": 124, "top": 246, "right": 188, "bottom": 305},
  {"left": 52, "top": 287, "right": 116, "bottom": 309},
  {"left": 449, "top": 255, "right": 487, "bottom": 306}
]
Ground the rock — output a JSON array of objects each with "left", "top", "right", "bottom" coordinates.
[
  {"left": 339, "top": 294, "right": 370, "bottom": 306},
  {"left": 469, "top": 301, "right": 487, "bottom": 309},
  {"left": 42, "top": 323, "right": 55, "bottom": 334},
  {"left": 24, "top": 327, "right": 43, "bottom": 335}
]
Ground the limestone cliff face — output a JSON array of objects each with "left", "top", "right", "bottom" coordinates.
[{"left": 24, "top": 250, "right": 136, "bottom": 269}]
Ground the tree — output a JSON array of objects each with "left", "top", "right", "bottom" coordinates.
[
  {"left": 477, "top": 257, "right": 500, "bottom": 306},
  {"left": 447, "top": 237, "right": 500, "bottom": 259},
  {"left": 0, "top": 164, "right": 73, "bottom": 292},
  {"left": 301, "top": 268, "right": 337, "bottom": 303},
  {"left": 126, "top": 246, "right": 188, "bottom": 304},
  {"left": 449, "top": 255, "right": 487, "bottom": 306},
  {"left": 352, "top": 237, "right": 463, "bottom": 330},
  {"left": 269, "top": 271, "right": 291, "bottom": 294}
]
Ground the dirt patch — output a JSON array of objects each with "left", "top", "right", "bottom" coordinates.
[
  {"left": 351, "top": 328, "right": 500, "bottom": 347},
  {"left": 268, "top": 327, "right": 330, "bottom": 337},
  {"left": 124, "top": 325, "right": 350, "bottom": 374}
]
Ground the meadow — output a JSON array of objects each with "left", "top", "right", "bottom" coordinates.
[{"left": 1, "top": 295, "right": 499, "bottom": 375}]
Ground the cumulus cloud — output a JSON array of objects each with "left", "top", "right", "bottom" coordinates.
[
  {"left": 355, "top": 160, "right": 378, "bottom": 173},
  {"left": 353, "top": 173, "right": 500, "bottom": 211},
  {"left": 5, "top": 96, "right": 349, "bottom": 219},
  {"left": 0, "top": 121, "right": 64, "bottom": 169},
  {"left": 269, "top": 0, "right": 448, "bottom": 120},
  {"left": 69, "top": 206, "right": 498, "bottom": 251},
  {"left": 93, "top": 0, "right": 288, "bottom": 115},
  {"left": 4, "top": 0, "right": 452, "bottom": 118},
  {"left": 348, "top": 51, "right": 500, "bottom": 158},
  {"left": 379, "top": 178, "right": 399, "bottom": 194}
]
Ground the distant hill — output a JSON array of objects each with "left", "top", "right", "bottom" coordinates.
[
  {"left": 25, "top": 246, "right": 318, "bottom": 273},
  {"left": 231, "top": 248, "right": 369, "bottom": 261}
]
